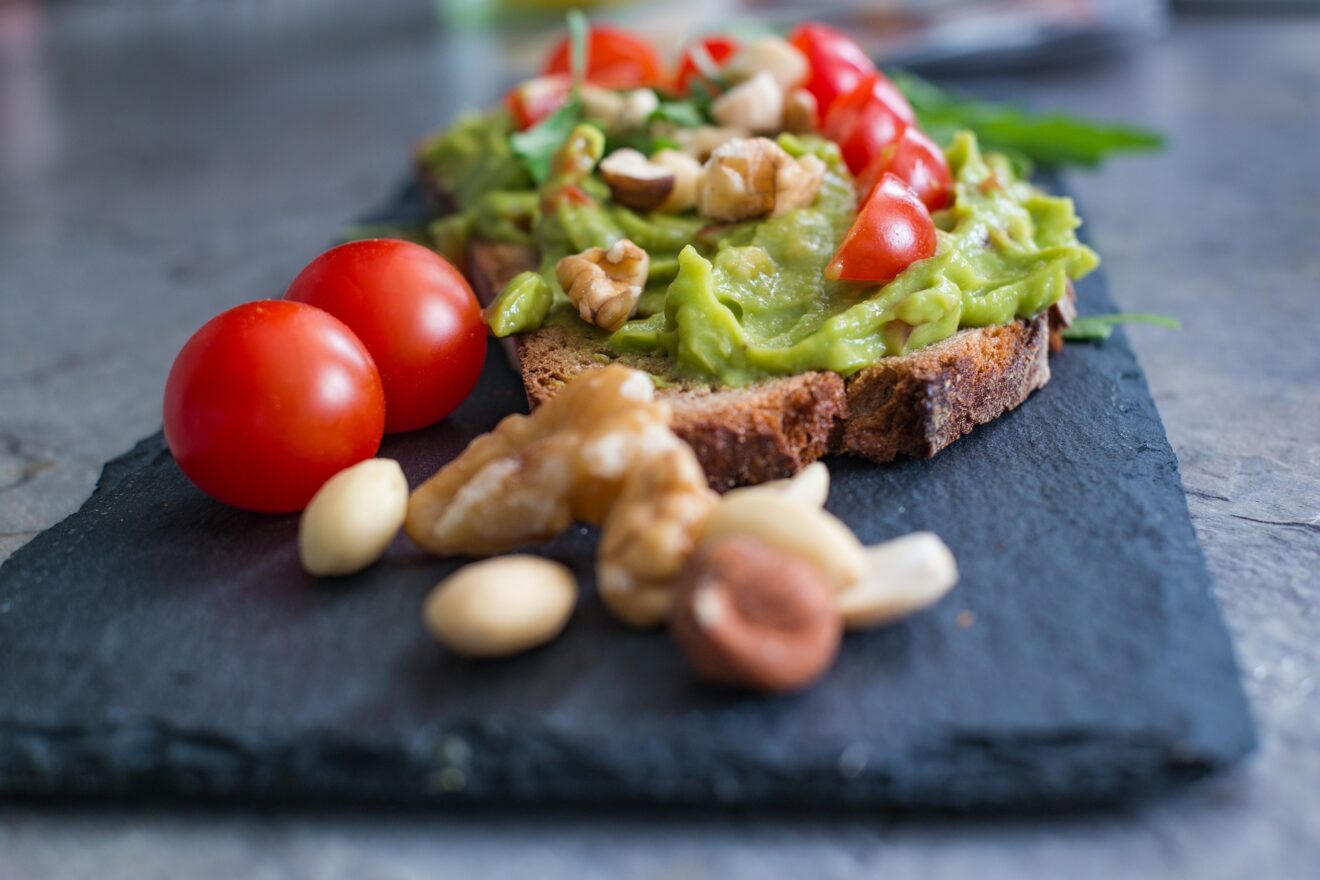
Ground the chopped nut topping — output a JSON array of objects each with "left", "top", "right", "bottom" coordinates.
[
  {"left": 555, "top": 239, "right": 649, "bottom": 331},
  {"left": 697, "top": 137, "right": 826, "bottom": 221},
  {"left": 599, "top": 149, "right": 676, "bottom": 212},
  {"left": 710, "top": 71, "right": 785, "bottom": 134}
]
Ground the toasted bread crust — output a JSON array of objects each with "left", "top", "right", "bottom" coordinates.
[
  {"left": 466, "top": 239, "right": 1056, "bottom": 487},
  {"left": 834, "top": 318, "right": 1050, "bottom": 462}
]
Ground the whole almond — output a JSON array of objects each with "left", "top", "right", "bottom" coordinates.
[{"left": 299, "top": 458, "right": 408, "bottom": 577}]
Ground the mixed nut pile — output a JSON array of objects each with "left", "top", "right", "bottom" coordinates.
[{"left": 298, "top": 364, "right": 959, "bottom": 693}]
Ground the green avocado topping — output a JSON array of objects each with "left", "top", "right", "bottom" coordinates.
[{"left": 422, "top": 113, "right": 1099, "bottom": 387}]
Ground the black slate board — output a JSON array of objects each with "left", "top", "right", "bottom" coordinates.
[{"left": 0, "top": 179, "right": 1254, "bottom": 810}]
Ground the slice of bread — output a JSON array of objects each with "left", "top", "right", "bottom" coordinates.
[{"left": 467, "top": 239, "right": 1061, "bottom": 490}]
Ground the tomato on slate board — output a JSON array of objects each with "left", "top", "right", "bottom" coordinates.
[
  {"left": 673, "top": 35, "right": 740, "bottom": 95},
  {"left": 285, "top": 239, "right": 487, "bottom": 434},
  {"left": 542, "top": 25, "right": 666, "bottom": 88},
  {"left": 855, "top": 126, "right": 954, "bottom": 212},
  {"left": 163, "top": 300, "right": 385, "bottom": 513},
  {"left": 826, "top": 172, "right": 937, "bottom": 284}
]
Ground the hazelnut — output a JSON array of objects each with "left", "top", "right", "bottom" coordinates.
[
  {"left": 670, "top": 537, "right": 842, "bottom": 693},
  {"left": 783, "top": 88, "right": 819, "bottom": 134},
  {"left": 599, "top": 149, "right": 676, "bottom": 212}
]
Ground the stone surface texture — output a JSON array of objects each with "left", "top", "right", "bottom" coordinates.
[{"left": 0, "top": 2, "right": 1316, "bottom": 878}]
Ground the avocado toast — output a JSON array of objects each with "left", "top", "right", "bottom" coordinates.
[{"left": 414, "top": 28, "right": 1096, "bottom": 489}]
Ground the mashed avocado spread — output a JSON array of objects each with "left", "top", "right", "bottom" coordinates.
[{"left": 422, "top": 113, "right": 1098, "bottom": 387}]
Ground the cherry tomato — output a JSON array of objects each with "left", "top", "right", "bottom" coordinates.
[
  {"left": 163, "top": 300, "right": 385, "bottom": 513},
  {"left": 506, "top": 74, "right": 572, "bottom": 130},
  {"left": 823, "top": 73, "right": 913, "bottom": 176},
  {"left": 673, "top": 35, "right": 740, "bottom": 95},
  {"left": 542, "top": 25, "right": 666, "bottom": 88},
  {"left": 825, "top": 172, "right": 937, "bottom": 284},
  {"left": 856, "top": 126, "right": 953, "bottom": 212},
  {"left": 789, "top": 22, "right": 880, "bottom": 121},
  {"left": 285, "top": 239, "right": 487, "bottom": 434}
]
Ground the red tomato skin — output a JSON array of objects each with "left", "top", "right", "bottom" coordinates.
[
  {"left": 826, "top": 173, "right": 937, "bottom": 284},
  {"left": 823, "top": 73, "right": 910, "bottom": 176},
  {"left": 506, "top": 74, "right": 572, "bottom": 130},
  {"left": 673, "top": 35, "right": 740, "bottom": 94},
  {"left": 856, "top": 126, "right": 953, "bottom": 212},
  {"left": 542, "top": 25, "right": 666, "bottom": 87},
  {"left": 285, "top": 240, "right": 487, "bottom": 434},
  {"left": 163, "top": 300, "right": 385, "bottom": 513},
  {"left": 789, "top": 22, "right": 879, "bottom": 120}
]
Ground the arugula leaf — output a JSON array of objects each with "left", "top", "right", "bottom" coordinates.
[
  {"left": 1061, "top": 313, "right": 1181, "bottom": 341},
  {"left": 510, "top": 96, "right": 582, "bottom": 184},
  {"left": 650, "top": 98, "right": 708, "bottom": 129},
  {"left": 891, "top": 71, "right": 1164, "bottom": 168}
]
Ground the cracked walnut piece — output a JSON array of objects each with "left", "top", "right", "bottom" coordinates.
[
  {"left": 556, "top": 239, "right": 649, "bottom": 331},
  {"left": 697, "top": 137, "right": 826, "bottom": 222},
  {"left": 405, "top": 364, "right": 672, "bottom": 556},
  {"left": 405, "top": 366, "right": 716, "bottom": 628}
]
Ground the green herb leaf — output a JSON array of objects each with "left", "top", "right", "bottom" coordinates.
[
  {"left": 510, "top": 96, "right": 583, "bottom": 184},
  {"left": 567, "top": 9, "right": 589, "bottom": 87},
  {"left": 650, "top": 97, "right": 708, "bottom": 129},
  {"left": 891, "top": 71, "right": 1164, "bottom": 168},
  {"left": 1061, "top": 313, "right": 1181, "bottom": 341}
]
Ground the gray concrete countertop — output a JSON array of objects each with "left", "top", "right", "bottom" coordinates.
[{"left": 1, "top": 2, "right": 1317, "bottom": 877}]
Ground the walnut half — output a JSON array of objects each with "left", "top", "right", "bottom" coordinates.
[
  {"left": 697, "top": 137, "right": 826, "bottom": 222},
  {"left": 555, "top": 239, "right": 649, "bottom": 332}
]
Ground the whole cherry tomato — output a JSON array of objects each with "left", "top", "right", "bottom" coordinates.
[
  {"left": 788, "top": 22, "right": 894, "bottom": 122},
  {"left": 673, "top": 35, "right": 740, "bottom": 95},
  {"left": 163, "top": 300, "right": 385, "bottom": 513},
  {"left": 542, "top": 25, "right": 666, "bottom": 88},
  {"left": 506, "top": 74, "right": 572, "bottom": 130},
  {"left": 823, "top": 72, "right": 913, "bottom": 176},
  {"left": 826, "top": 172, "right": 937, "bottom": 284},
  {"left": 285, "top": 239, "right": 487, "bottom": 434},
  {"left": 856, "top": 126, "right": 953, "bottom": 212}
]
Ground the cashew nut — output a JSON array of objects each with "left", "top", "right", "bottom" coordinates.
[
  {"left": 299, "top": 458, "right": 408, "bottom": 576},
  {"left": 670, "top": 536, "right": 842, "bottom": 692},
  {"left": 424, "top": 555, "right": 578, "bottom": 657},
  {"left": 555, "top": 239, "right": 649, "bottom": 331},
  {"left": 837, "top": 532, "right": 960, "bottom": 629},
  {"left": 710, "top": 71, "right": 785, "bottom": 134},
  {"left": 699, "top": 492, "right": 867, "bottom": 590}
]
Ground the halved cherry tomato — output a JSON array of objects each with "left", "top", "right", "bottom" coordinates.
[
  {"left": 542, "top": 25, "right": 666, "bottom": 88},
  {"left": 823, "top": 73, "right": 912, "bottom": 176},
  {"left": 285, "top": 239, "right": 487, "bottom": 434},
  {"left": 856, "top": 126, "right": 953, "bottom": 212},
  {"left": 825, "top": 172, "right": 937, "bottom": 284},
  {"left": 163, "top": 300, "right": 385, "bottom": 513},
  {"left": 789, "top": 22, "right": 880, "bottom": 121},
  {"left": 673, "top": 35, "right": 740, "bottom": 95},
  {"left": 506, "top": 74, "right": 572, "bottom": 130}
]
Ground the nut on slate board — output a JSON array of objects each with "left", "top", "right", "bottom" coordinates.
[
  {"left": 299, "top": 458, "right": 407, "bottom": 577},
  {"left": 837, "top": 532, "right": 960, "bottom": 630},
  {"left": 424, "top": 555, "right": 578, "bottom": 658},
  {"left": 670, "top": 536, "right": 843, "bottom": 693}
]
